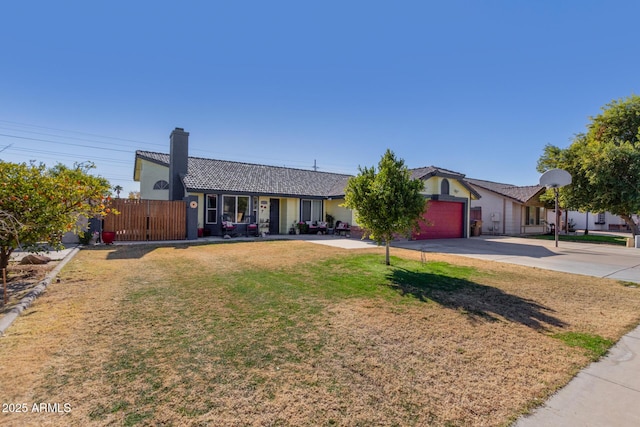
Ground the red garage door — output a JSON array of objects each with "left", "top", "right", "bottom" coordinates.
[{"left": 414, "top": 201, "right": 464, "bottom": 240}]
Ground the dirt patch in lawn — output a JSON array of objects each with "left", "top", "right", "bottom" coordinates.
[
  {"left": 0, "top": 241, "right": 639, "bottom": 426},
  {"left": 0, "top": 263, "right": 58, "bottom": 317}
]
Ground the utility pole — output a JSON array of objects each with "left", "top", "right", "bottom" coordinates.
[{"left": 312, "top": 160, "right": 318, "bottom": 172}]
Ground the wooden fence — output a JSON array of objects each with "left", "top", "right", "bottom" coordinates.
[{"left": 103, "top": 199, "right": 187, "bottom": 241}]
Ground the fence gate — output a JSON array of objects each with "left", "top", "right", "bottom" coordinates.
[{"left": 103, "top": 199, "right": 187, "bottom": 241}]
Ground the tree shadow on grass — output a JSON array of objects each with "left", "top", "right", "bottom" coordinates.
[
  {"left": 387, "top": 267, "right": 566, "bottom": 330},
  {"left": 87, "top": 240, "right": 250, "bottom": 260},
  {"left": 82, "top": 245, "right": 159, "bottom": 260}
]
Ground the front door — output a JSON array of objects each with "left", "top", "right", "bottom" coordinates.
[{"left": 269, "top": 198, "right": 280, "bottom": 234}]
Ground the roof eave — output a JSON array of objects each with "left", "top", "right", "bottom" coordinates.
[
  {"left": 521, "top": 187, "right": 548, "bottom": 205},
  {"left": 133, "top": 156, "right": 142, "bottom": 182}
]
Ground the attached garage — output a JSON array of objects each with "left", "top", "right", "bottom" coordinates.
[
  {"left": 414, "top": 200, "right": 465, "bottom": 240},
  {"left": 408, "top": 168, "right": 481, "bottom": 240}
]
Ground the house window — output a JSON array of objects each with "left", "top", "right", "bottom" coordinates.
[
  {"left": 595, "top": 212, "right": 606, "bottom": 224},
  {"left": 252, "top": 196, "right": 259, "bottom": 222},
  {"left": 153, "top": 180, "right": 169, "bottom": 190},
  {"left": 301, "top": 199, "right": 322, "bottom": 222},
  {"left": 206, "top": 195, "right": 218, "bottom": 224},
  {"left": 441, "top": 179, "right": 450, "bottom": 195},
  {"left": 525, "top": 206, "right": 543, "bottom": 225},
  {"left": 223, "top": 195, "right": 250, "bottom": 223}
]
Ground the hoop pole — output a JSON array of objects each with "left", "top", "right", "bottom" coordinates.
[{"left": 555, "top": 188, "right": 559, "bottom": 248}]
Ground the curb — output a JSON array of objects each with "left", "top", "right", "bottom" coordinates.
[{"left": 0, "top": 246, "right": 81, "bottom": 336}]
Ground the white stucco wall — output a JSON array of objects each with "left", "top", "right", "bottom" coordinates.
[
  {"left": 470, "top": 188, "right": 526, "bottom": 235},
  {"left": 546, "top": 210, "right": 636, "bottom": 231},
  {"left": 471, "top": 188, "right": 507, "bottom": 234}
]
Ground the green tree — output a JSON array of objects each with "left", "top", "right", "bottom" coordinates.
[
  {"left": 343, "top": 149, "right": 427, "bottom": 265},
  {"left": 538, "top": 95, "right": 640, "bottom": 236},
  {"left": 0, "top": 161, "right": 113, "bottom": 269},
  {"left": 113, "top": 185, "right": 124, "bottom": 198}
]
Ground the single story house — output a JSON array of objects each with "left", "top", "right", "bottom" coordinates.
[
  {"left": 468, "top": 176, "right": 637, "bottom": 234},
  {"left": 133, "top": 128, "right": 480, "bottom": 239},
  {"left": 467, "top": 178, "right": 548, "bottom": 235},
  {"left": 546, "top": 210, "right": 639, "bottom": 233}
]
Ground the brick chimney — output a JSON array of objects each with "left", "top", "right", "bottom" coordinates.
[{"left": 169, "top": 127, "right": 189, "bottom": 201}]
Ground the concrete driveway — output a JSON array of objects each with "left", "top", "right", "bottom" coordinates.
[{"left": 391, "top": 236, "right": 640, "bottom": 284}]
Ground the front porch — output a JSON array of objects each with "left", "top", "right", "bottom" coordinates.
[{"left": 199, "top": 194, "right": 356, "bottom": 238}]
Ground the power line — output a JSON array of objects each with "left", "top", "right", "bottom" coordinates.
[
  {"left": 0, "top": 126, "right": 166, "bottom": 151},
  {"left": 0, "top": 133, "right": 134, "bottom": 153},
  {"left": 0, "top": 120, "right": 360, "bottom": 175},
  {"left": 5, "top": 147, "right": 132, "bottom": 165},
  {"left": 0, "top": 119, "right": 161, "bottom": 147}
]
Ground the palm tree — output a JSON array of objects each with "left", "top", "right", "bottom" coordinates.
[{"left": 113, "top": 185, "right": 123, "bottom": 198}]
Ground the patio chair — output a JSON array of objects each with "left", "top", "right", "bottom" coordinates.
[
  {"left": 221, "top": 214, "right": 237, "bottom": 237},
  {"left": 246, "top": 215, "right": 259, "bottom": 237},
  {"left": 335, "top": 221, "right": 351, "bottom": 236}
]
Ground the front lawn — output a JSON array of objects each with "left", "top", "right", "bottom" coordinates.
[
  {"left": 1, "top": 241, "right": 640, "bottom": 426},
  {"left": 526, "top": 233, "right": 628, "bottom": 246}
]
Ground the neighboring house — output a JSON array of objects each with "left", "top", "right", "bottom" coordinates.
[
  {"left": 133, "top": 128, "right": 480, "bottom": 239},
  {"left": 467, "top": 178, "right": 547, "bottom": 235},
  {"left": 547, "top": 210, "right": 639, "bottom": 233}
]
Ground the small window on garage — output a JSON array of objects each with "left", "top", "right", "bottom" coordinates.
[
  {"left": 153, "top": 180, "right": 169, "bottom": 190},
  {"left": 441, "top": 179, "right": 450, "bottom": 195}
]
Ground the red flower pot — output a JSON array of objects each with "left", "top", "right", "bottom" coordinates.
[{"left": 102, "top": 231, "right": 116, "bottom": 244}]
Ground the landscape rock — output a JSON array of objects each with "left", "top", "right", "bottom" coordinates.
[{"left": 19, "top": 254, "right": 52, "bottom": 265}]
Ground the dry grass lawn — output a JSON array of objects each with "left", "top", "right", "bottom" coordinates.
[{"left": 1, "top": 240, "right": 639, "bottom": 426}]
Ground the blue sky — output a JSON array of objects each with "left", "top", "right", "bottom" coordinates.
[{"left": 1, "top": 1, "right": 639, "bottom": 196}]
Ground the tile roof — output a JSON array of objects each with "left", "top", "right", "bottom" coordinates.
[
  {"left": 136, "top": 151, "right": 482, "bottom": 200},
  {"left": 136, "top": 151, "right": 352, "bottom": 198},
  {"left": 136, "top": 151, "right": 170, "bottom": 164},
  {"left": 410, "top": 166, "right": 466, "bottom": 180},
  {"left": 466, "top": 178, "right": 546, "bottom": 204}
]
